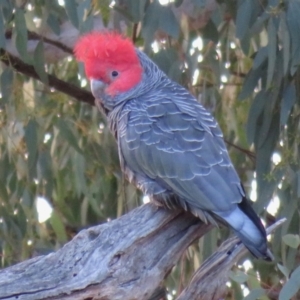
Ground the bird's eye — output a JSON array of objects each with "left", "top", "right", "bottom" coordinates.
[{"left": 111, "top": 70, "right": 119, "bottom": 77}]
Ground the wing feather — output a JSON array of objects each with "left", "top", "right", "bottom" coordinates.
[{"left": 119, "top": 90, "right": 244, "bottom": 214}]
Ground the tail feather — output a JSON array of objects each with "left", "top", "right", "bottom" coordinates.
[
  {"left": 216, "top": 197, "right": 273, "bottom": 261},
  {"left": 238, "top": 196, "right": 266, "bottom": 239}
]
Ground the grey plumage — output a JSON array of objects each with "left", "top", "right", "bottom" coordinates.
[{"left": 91, "top": 50, "right": 273, "bottom": 261}]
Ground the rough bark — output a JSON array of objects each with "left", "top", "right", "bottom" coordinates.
[
  {"left": 0, "top": 203, "right": 285, "bottom": 300},
  {"left": 177, "top": 218, "right": 286, "bottom": 300},
  {"left": 0, "top": 204, "right": 212, "bottom": 300},
  {"left": 0, "top": 204, "right": 284, "bottom": 300}
]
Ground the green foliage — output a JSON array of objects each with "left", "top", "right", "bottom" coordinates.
[
  {"left": 0, "top": 0, "right": 300, "bottom": 298},
  {"left": 279, "top": 265, "right": 300, "bottom": 300}
]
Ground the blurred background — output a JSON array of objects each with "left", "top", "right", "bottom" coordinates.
[{"left": 0, "top": 0, "right": 299, "bottom": 299}]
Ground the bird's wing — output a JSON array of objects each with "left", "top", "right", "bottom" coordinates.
[{"left": 118, "top": 88, "right": 244, "bottom": 213}]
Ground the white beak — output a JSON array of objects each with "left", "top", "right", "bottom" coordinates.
[{"left": 90, "top": 79, "right": 106, "bottom": 98}]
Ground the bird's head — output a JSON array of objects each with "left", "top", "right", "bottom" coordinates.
[{"left": 75, "top": 31, "right": 143, "bottom": 105}]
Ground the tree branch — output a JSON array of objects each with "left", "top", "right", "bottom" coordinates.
[
  {"left": 0, "top": 203, "right": 285, "bottom": 300},
  {"left": 0, "top": 204, "right": 212, "bottom": 300},
  {"left": 224, "top": 139, "right": 256, "bottom": 161},
  {"left": 0, "top": 49, "right": 95, "bottom": 106},
  {"left": 5, "top": 30, "right": 73, "bottom": 55},
  {"left": 176, "top": 218, "right": 286, "bottom": 300}
]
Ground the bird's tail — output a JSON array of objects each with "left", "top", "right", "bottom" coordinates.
[{"left": 216, "top": 197, "right": 274, "bottom": 261}]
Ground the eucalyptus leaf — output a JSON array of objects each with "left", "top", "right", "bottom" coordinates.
[
  {"left": 0, "top": 11, "right": 5, "bottom": 48},
  {"left": 282, "top": 234, "right": 300, "bottom": 249},
  {"left": 267, "top": 17, "right": 277, "bottom": 88},
  {"left": 236, "top": 0, "right": 252, "bottom": 40},
  {"left": 250, "top": 11, "right": 269, "bottom": 35},
  {"left": 50, "top": 211, "right": 68, "bottom": 243},
  {"left": 246, "top": 91, "right": 267, "bottom": 145},
  {"left": 72, "top": 152, "right": 87, "bottom": 196},
  {"left": 77, "top": 0, "right": 91, "bottom": 21},
  {"left": 152, "top": 48, "right": 178, "bottom": 78},
  {"left": 277, "top": 263, "right": 290, "bottom": 279},
  {"left": 124, "top": 0, "right": 147, "bottom": 23},
  {"left": 0, "top": 67, "right": 13, "bottom": 102},
  {"left": 257, "top": 107, "right": 273, "bottom": 147},
  {"left": 238, "top": 66, "right": 264, "bottom": 100},
  {"left": 255, "top": 167, "right": 284, "bottom": 214},
  {"left": 280, "top": 83, "right": 296, "bottom": 126},
  {"left": 280, "top": 12, "right": 290, "bottom": 75},
  {"left": 47, "top": 13, "right": 61, "bottom": 35},
  {"left": 253, "top": 46, "right": 268, "bottom": 70},
  {"left": 78, "top": 0, "right": 93, "bottom": 33},
  {"left": 202, "top": 19, "right": 219, "bottom": 44},
  {"left": 80, "top": 14, "right": 93, "bottom": 34},
  {"left": 33, "top": 40, "right": 48, "bottom": 85},
  {"left": 159, "top": 5, "right": 180, "bottom": 38},
  {"left": 22, "top": 188, "right": 33, "bottom": 208},
  {"left": 286, "top": 0, "right": 300, "bottom": 75},
  {"left": 240, "top": 31, "right": 251, "bottom": 54},
  {"left": 142, "top": 2, "right": 160, "bottom": 43},
  {"left": 37, "top": 150, "right": 53, "bottom": 187},
  {"left": 55, "top": 119, "right": 82, "bottom": 154},
  {"left": 64, "top": 0, "right": 79, "bottom": 29},
  {"left": 279, "top": 265, "right": 300, "bottom": 300},
  {"left": 255, "top": 115, "right": 281, "bottom": 211},
  {"left": 286, "top": 248, "right": 298, "bottom": 277},
  {"left": 229, "top": 270, "right": 248, "bottom": 284},
  {"left": 208, "top": 50, "right": 220, "bottom": 85},
  {"left": 243, "top": 288, "right": 265, "bottom": 300},
  {"left": 297, "top": 170, "right": 300, "bottom": 198},
  {"left": 25, "top": 119, "right": 38, "bottom": 180},
  {"left": 1, "top": 0, "right": 13, "bottom": 23},
  {"left": 14, "top": 8, "right": 30, "bottom": 63},
  {"left": 13, "top": 204, "right": 27, "bottom": 237},
  {"left": 0, "top": 181, "right": 8, "bottom": 203}
]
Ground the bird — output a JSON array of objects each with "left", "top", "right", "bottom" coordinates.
[{"left": 74, "top": 31, "right": 273, "bottom": 261}]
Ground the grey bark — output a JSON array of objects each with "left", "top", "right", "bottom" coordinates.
[
  {"left": 0, "top": 203, "right": 284, "bottom": 300},
  {"left": 177, "top": 218, "right": 286, "bottom": 300},
  {"left": 0, "top": 204, "right": 211, "bottom": 300}
]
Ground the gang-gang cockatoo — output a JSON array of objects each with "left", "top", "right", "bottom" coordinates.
[{"left": 74, "top": 32, "right": 273, "bottom": 261}]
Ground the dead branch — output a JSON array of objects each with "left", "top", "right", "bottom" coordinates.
[
  {"left": 0, "top": 204, "right": 212, "bottom": 300},
  {"left": 176, "top": 218, "right": 286, "bottom": 300},
  {"left": 0, "top": 202, "right": 285, "bottom": 300}
]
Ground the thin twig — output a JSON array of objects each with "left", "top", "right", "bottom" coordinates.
[
  {"left": 5, "top": 30, "right": 73, "bottom": 55},
  {"left": 132, "top": 23, "right": 138, "bottom": 43},
  {"left": 0, "top": 49, "right": 95, "bottom": 106},
  {"left": 224, "top": 139, "right": 256, "bottom": 160}
]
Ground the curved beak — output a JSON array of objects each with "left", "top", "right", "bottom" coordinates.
[{"left": 90, "top": 79, "right": 106, "bottom": 98}]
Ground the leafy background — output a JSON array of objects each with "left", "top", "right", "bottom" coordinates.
[{"left": 0, "top": 0, "right": 300, "bottom": 299}]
